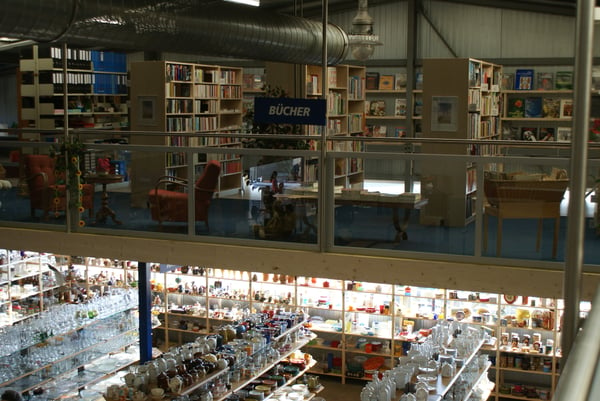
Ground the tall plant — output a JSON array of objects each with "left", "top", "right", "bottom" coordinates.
[{"left": 49, "top": 135, "right": 87, "bottom": 227}]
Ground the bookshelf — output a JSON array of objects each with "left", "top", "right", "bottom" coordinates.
[
  {"left": 19, "top": 44, "right": 129, "bottom": 137},
  {"left": 129, "top": 60, "right": 243, "bottom": 206},
  {"left": 420, "top": 58, "right": 502, "bottom": 227},
  {"left": 500, "top": 67, "right": 575, "bottom": 143},
  {"left": 266, "top": 62, "right": 366, "bottom": 189},
  {"left": 364, "top": 69, "right": 420, "bottom": 139}
]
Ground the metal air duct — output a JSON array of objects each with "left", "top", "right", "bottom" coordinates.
[{"left": 0, "top": 0, "right": 349, "bottom": 65}]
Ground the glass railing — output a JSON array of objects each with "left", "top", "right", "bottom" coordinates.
[{"left": 1, "top": 129, "right": 599, "bottom": 266}]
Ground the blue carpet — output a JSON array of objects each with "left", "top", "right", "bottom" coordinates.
[{"left": 1, "top": 188, "right": 599, "bottom": 264}]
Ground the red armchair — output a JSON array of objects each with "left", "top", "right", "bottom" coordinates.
[
  {"left": 24, "top": 154, "right": 95, "bottom": 220},
  {"left": 148, "top": 160, "right": 221, "bottom": 229}
]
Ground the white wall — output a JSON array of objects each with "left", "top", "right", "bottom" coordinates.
[{"left": 329, "top": 1, "right": 598, "bottom": 62}]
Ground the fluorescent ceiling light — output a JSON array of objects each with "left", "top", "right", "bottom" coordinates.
[
  {"left": 224, "top": 0, "right": 260, "bottom": 6},
  {"left": 0, "top": 37, "right": 20, "bottom": 42},
  {"left": 595, "top": 7, "right": 600, "bottom": 21}
]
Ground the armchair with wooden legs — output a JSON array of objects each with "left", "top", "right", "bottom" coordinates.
[{"left": 148, "top": 160, "right": 221, "bottom": 230}]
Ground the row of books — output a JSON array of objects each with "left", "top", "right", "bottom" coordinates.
[
  {"left": 366, "top": 99, "right": 409, "bottom": 117},
  {"left": 504, "top": 126, "right": 572, "bottom": 142},
  {"left": 506, "top": 97, "right": 573, "bottom": 119},
  {"left": 365, "top": 125, "right": 407, "bottom": 138},
  {"left": 502, "top": 70, "right": 574, "bottom": 91},
  {"left": 365, "top": 72, "right": 408, "bottom": 91}
]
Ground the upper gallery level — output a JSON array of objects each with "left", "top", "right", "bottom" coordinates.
[{"left": 1, "top": 126, "right": 599, "bottom": 301}]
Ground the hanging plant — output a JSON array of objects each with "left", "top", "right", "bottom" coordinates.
[{"left": 49, "top": 135, "right": 86, "bottom": 226}]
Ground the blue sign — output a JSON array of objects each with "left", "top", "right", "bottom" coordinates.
[
  {"left": 254, "top": 97, "right": 326, "bottom": 126},
  {"left": 159, "top": 264, "right": 180, "bottom": 273}
]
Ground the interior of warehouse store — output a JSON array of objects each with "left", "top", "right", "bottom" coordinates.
[{"left": 0, "top": 1, "right": 600, "bottom": 401}]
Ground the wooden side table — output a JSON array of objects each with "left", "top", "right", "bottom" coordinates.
[{"left": 85, "top": 174, "right": 124, "bottom": 224}]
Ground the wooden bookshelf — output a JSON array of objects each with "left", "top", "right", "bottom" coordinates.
[
  {"left": 420, "top": 58, "right": 502, "bottom": 227},
  {"left": 129, "top": 60, "right": 243, "bottom": 206}
]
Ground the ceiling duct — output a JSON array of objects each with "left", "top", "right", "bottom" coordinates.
[{"left": 0, "top": 0, "right": 349, "bottom": 65}]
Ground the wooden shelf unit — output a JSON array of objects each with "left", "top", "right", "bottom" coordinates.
[
  {"left": 19, "top": 44, "right": 129, "bottom": 137},
  {"left": 420, "top": 58, "right": 502, "bottom": 227},
  {"left": 129, "top": 60, "right": 244, "bottom": 206}
]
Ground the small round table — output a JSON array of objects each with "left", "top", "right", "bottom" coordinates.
[{"left": 85, "top": 174, "right": 124, "bottom": 225}]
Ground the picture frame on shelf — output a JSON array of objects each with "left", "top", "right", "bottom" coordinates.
[{"left": 431, "top": 96, "right": 458, "bottom": 132}]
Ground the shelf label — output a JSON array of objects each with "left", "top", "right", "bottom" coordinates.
[{"left": 254, "top": 97, "right": 326, "bottom": 126}]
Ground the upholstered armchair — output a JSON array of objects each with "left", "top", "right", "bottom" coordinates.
[
  {"left": 24, "top": 154, "right": 95, "bottom": 220},
  {"left": 148, "top": 160, "right": 221, "bottom": 229}
]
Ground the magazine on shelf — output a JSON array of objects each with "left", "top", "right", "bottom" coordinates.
[
  {"left": 395, "top": 73, "right": 407, "bottom": 90},
  {"left": 559, "top": 98, "right": 573, "bottom": 118},
  {"left": 520, "top": 127, "right": 539, "bottom": 141},
  {"left": 556, "top": 127, "right": 572, "bottom": 142},
  {"left": 368, "top": 100, "right": 386, "bottom": 116},
  {"left": 500, "top": 73, "right": 515, "bottom": 90},
  {"left": 366, "top": 72, "right": 380, "bottom": 90},
  {"left": 524, "top": 97, "right": 542, "bottom": 118},
  {"left": 515, "top": 69, "right": 534, "bottom": 90},
  {"left": 378, "top": 75, "right": 394, "bottom": 90},
  {"left": 542, "top": 98, "right": 560, "bottom": 118},
  {"left": 536, "top": 72, "right": 554, "bottom": 90},
  {"left": 555, "top": 71, "right": 574, "bottom": 90},
  {"left": 538, "top": 127, "right": 555, "bottom": 141},
  {"left": 394, "top": 98, "right": 407, "bottom": 116}
]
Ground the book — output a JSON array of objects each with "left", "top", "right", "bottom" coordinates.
[
  {"left": 379, "top": 75, "right": 394, "bottom": 90},
  {"left": 369, "top": 100, "right": 386, "bottom": 116},
  {"left": 524, "top": 97, "right": 542, "bottom": 118},
  {"left": 538, "top": 127, "right": 555, "bottom": 141},
  {"left": 520, "top": 127, "right": 539, "bottom": 141},
  {"left": 394, "top": 127, "right": 407, "bottom": 137},
  {"left": 559, "top": 98, "right": 573, "bottom": 118},
  {"left": 555, "top": 71, "right": 574, "bottom": 90},
  {"left": 536, "top": 72, "right": 554, "bottom": 90},
  {"left": 515, "top": 69, "right": 534, "bottom": 90},
  {"left": 395, "top": 73, "right": 407, "bottom": 90},
  {"left": 365, "top": 72, "right": 380, "bottom": 90},
  {"left": 307, "top": 74, "right": 319, "bottom": 95},
  {"left": 542, "top": 98, "right": 560, "bottom": 118},
  {"left": 500, "top": 73, "right": 514, "bottom": 90},
  {"left": 507, "top": 97, "right": 525, "bottom": 117},
  {"left": 394, "top": 98, "right": 407, "bottom": 116},
  {"left": 372, "top": 125, "right": 387, "bottom": 137},
  {"left": 556, "top": 126, "right": 572, "bottom": 142},
  {"left": 415, "top": 72, "right": 424, "bottom": 90}
]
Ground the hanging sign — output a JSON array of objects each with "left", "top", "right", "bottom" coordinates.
[
  {"left": 159, "top": 264, "right": 180, "bottom": 273},
  {"left": 254, "top": 97, "right": 326, "bottom": 126}
]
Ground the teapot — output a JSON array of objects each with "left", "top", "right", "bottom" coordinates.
[
  {"left": 169, "top": 376, "right": 184, "bottom": 394},
  {"left": 400, "top": 393, "right": 416, "bottom": 401},
  {"left": 415, "top": 387, "right": 428, "bottom": 401},
  {"left": 441, "top": 362, "right": 455, "bottom": 377},
  {"left": 123, "top": 372, "right": 136, "bottom": 387}
]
